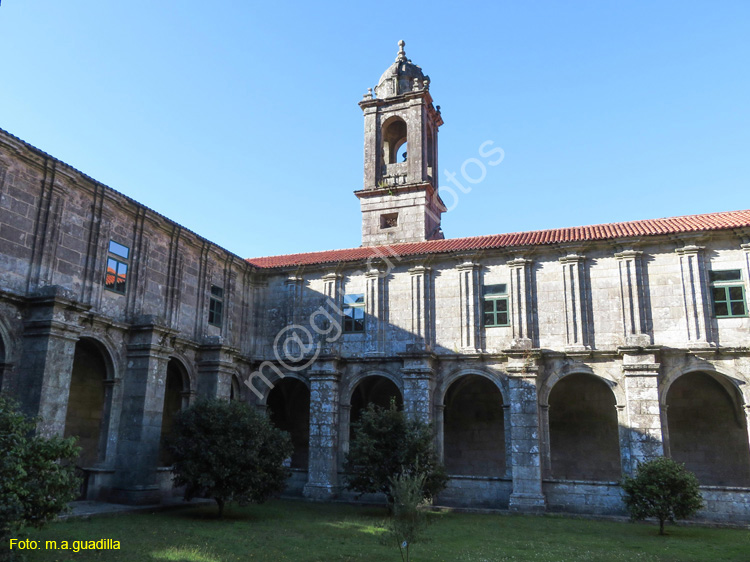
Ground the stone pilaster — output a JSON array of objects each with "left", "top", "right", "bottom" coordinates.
[
  {"left": 408, "top": 265, "right": 433, "bottom": 351},
  {"left": 508, "top": 258, "right": 532, "bottom": 348},
  {"left": 559, "top": 253, "right": 589, "bottom": 351},
  {"left": 675, "top": 245, "right": 711, "bottom": 346},
  {"left": 365, "top": 268, "right": 386, "bottom": 355},
  {"left": 284, "top": 275, "right": 304, "bottom": 327},
  {"left": 620, "top": 348, "right": 663, "bottom": 475},
  {"left": 615, "top": 250, "right": 651, "bottom": 346},
  {"left": 18, "top": 287, "right": 85, "bottom": 437},
  {"left": 506, "top": 351, "right": 546, "bottom": 512},
  {"left": 304, "top": 358, "right": 342, "bottom": 499},
  {"left": 111, "top": 318, "right": 174, "bottom": 505},
  {"left": 400, "top": 353, "right": 436, "bottom": 423},
  {"left": 457, "top": 260, "right": 480, "bottom": 352},
  {"left": 321, "top": 272, "right": 343, "bottom": 355},
  {"left": 197, "top": 340, "right": 237, "bottom": 400}
]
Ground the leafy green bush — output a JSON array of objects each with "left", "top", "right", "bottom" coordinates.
[
  {"left": 621, "top": 456, "right": 704, "bottom": 535},
  {"left": 0, "top": 396, "right": 80, "bottom": 551},
  {"left": 344, "top": 402, "right": 447, "bottom": 504},
  {"left": 167, "top": 399, "right": 292, "bottom": 517}
]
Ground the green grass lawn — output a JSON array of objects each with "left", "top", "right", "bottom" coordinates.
[{"left": 14, "top": 499, "right": 749, "bottom": 562}]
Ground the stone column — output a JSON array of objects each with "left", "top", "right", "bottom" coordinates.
[
  {"left": 615, "top": 250, "right": 651, "bottom": 346},
  {"left": 408, "top": 265, "right": 433, "bottom": 351},
  {"left": 508, "top": 258, "right": 532, "bottom": 348},
  {"left": 675, "top": 245, "right": 711, "bottom": 346},
  {"left": 559, "top": 253, "right": 589, "bottom": 351},
  {"left": 457, "top": 260, "right": 480, "bottom": 352},
  {"left": 18, "top": 287, "right": 84, "bottom": 437},
  {"left": 506, "top": 352, "right": 546, "bottom": 512},
  {"left": 197, "top": 340, "right": 237, "bottom": 400},
  {"left": 401, "top": 354, "right": 436, "bottom": 423},
  {"left": 304, "top": 357, "right": 342, "bottom": 499},
  {"left": 620, "top": 348, "right": 664, "bottom": 475},
  {"left": 365, "top": 268, "right": 386, "bottom": 355},
  {"left": 111, "top": 318, "right": 173, "bottom": 505}
]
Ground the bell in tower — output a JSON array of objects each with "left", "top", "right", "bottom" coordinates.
[{"left": 357, "top": 40, "right": 446, "bottom": 247}]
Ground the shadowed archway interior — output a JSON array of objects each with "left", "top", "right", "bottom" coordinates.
[
  {"left": 63, "top": 339, "right": 109, "bottom": 467},
  {"left": 667, "top": 371, "right": 750, "bottom": 486},
  {"left": 444, "top": 374, "right": 505, "bottom": 476},
  {"left": 267, "top": 378, "right": 310, "bottom": 469},
  {"left": 548, "top": 373, "right": 621, "bottom": 481}
]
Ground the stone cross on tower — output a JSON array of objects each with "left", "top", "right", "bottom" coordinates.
[{"left": 357, "top": 40, "right": 446, "bottom": 246}]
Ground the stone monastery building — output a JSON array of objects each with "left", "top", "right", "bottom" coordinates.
[{"left": 1, "top": 41, "right": 750, "bottom": 521}]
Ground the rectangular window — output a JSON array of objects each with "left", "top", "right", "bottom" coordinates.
[
  {"left": 483, "top": 283, "right": 509, "bottom": 327},
  {"left": 710, "top": 270, "right": 747, "bottom": 318},
  {"left": 343, "top": 293, "right": 365, "bottom": 333},
  {"left": 208, "top": 285, "right": 224, "bottom": 327},
  {"left": 104, "top": 240, "right": 129, "bottom": 294},
  {"left": 380, "top": 213, "right": 399, "bottom": 229}
]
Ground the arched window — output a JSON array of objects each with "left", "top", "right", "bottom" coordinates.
[{"left": 382, "top": 117, "right": 407, "bottom": 165}]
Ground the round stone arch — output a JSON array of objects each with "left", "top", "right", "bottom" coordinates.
[
  {"left": 0, "top": 313, "right": 16, "bottom": 365},
  {"left": 76, "top": 333, "right": 119, "bottom": 382},
  {"left": 539, "top": 364, "right": 624, "bottom": 409},
  {"left": 341, "top": 369, "right": 404, "bottom": 407},
  {"left": 167, "top": 352, "right": 196, "bottom": 398},
  {"left": 659, "top": 361, "right": 747, "bottom": 410},
  {"left": 437, "top": 367, "right": 509, "bottom": 407},
  {"left": 257, "top": 372, "right": 310, "bottom": 406}
]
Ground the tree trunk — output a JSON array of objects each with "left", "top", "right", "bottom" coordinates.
[
  {"left": 216, "top": 497, "right": 225, "bottom": 519},
  {"left": 659, "top": 518, "right": 665, "bottom": 535}
]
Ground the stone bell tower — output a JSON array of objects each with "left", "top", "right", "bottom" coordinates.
[{"left": 357, "top": 40, "right": 446, "bottom": 247}]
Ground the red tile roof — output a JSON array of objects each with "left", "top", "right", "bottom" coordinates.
[{"left": 246, "top": 209, "right": 750, "bottom": 269}]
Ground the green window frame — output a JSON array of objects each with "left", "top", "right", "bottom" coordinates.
[
  {"left": 208, "top": 285, "right": 224, "bottom": 327},
  {"left": 710, "top": 270, "right": 747, "bottom": 318},
  {"left": 343, "top": 293, "right": 365, "bottom": 333},
  {"left": 104, "top": 240, "right": 129, "bottom": 294},
  {"left": 483, "top": 283, "right": 509, "bottom": 327}
]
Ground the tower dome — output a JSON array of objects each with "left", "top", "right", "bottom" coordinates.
[{"left": 374, "top": 40, "right": 430, "bottom": 98}]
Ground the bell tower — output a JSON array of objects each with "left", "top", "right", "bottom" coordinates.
[{"left": 357, "top": 40, "right": 446, "bottom": 246}]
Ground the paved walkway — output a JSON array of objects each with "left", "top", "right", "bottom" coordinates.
[{"left": 63, "top": 497, "right": 212, "bottom": 519}]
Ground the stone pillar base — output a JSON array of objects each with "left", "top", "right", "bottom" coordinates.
[
  {"left": 109, "top": 486, "right": 162, "bottom": 506},
  {"left": 509, "top": 492, "right": 546, "bottom": 512},
  {"left": 303, "top": 483, "right": 341, "bottom": 500}
]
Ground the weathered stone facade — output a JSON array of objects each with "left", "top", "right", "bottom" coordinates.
[{"left": 1, "top": 41, "right": 750, "bottom": 522}]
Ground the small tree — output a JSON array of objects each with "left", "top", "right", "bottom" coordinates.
[
  {"left": 344, "top": 402, "right": 447, "bottom": 504},
  {"left": 622, "top": 456, "right": 704, "bottom": 535},
  {"left": 385, "top": 471, "right": 428, "bottom": 562},
  {"left": 0, "top": 397, "right": 80, "bottom": 550},
  {"left": 167, "top": 399, "right": 292, "bottom": 517}
]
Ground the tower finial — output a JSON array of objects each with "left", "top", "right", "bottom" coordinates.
[{"left": 396, "top": 39, "right": 407, "bottom": 62}]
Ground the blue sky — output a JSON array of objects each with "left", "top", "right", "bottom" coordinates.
[{"left": 1, "top": 1, "right": 748, "bottom": 258}]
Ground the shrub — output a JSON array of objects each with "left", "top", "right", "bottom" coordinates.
[
  {"left": 167, "top": 399, "right": 292, "bottom": 517},
  {"left": 344, "top": 401, "right": 447, "bottom": 504},
  {"left": 621, "top": 456, "right": 704, "bottom": 535},
  {"left": 0, "top": 396, "right": 80, "bottom": 550}
]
